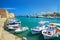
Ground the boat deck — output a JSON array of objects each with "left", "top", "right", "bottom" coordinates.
[{"left": 55, "top": 29, "right": 60, "bottom": 34}]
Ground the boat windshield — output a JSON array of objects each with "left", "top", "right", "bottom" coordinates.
[
  {"left": 39, "top": 24, "right": 44, "bottom": 27},
  {"left": 9, "top": 22, "right": 19, "bottom": 25},
  {"left": 35, "top": 27, "right": 39, "bottom": 30}
]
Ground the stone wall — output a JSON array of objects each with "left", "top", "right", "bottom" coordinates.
[
  {"left": 0, "top": 10, "right": 7, "bottom": 18},
  {"left": 0, "top": 18, "right": 22, "bottom": 40}
]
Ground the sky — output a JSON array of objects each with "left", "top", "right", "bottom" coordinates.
[{"left": 0, "top": 0, "right": 60, "bottom": 16}]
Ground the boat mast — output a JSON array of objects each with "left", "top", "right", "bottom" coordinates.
[{"left": 57, "top": 6, "right": 59, "bottom": 13}]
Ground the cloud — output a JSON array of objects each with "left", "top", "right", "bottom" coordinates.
[{"left": 0, "top": 8, "right": 15, "bottom": 10}]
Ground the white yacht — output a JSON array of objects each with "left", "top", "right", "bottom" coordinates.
[
  {"left": 8, "top": 18, "right": 21, "bottom": 24},
  {"left": 42, "top": 23, "right": 60, "bottom": 39},
  {"left": 7, "top": 18, "right": 21, "bottom": 30},
  {"left": 7, "top": 18, "right": 29, "bottom": 33},
  {"left": 31, "top": 21, "right": 49, "bottom": 34},
  {"left": 15, "top": 27, "right": 29, "bottom": 33},
  {"left": 7, "top": 24, "right": 20, "bottom": 30}
]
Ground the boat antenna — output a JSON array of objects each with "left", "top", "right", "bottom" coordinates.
[{"left": 57, "top": 6, "right": 59, "bottom": 13}]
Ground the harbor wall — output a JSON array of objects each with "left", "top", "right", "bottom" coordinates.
[
  {"left": 0, "top": 18, "right": 21, "bottom": 40},
  {"left": 0, "top": 10, "right": 22, "bottom": 40},
  {"left": 0, "top": 18, "right": 22, "bottom": 40}
]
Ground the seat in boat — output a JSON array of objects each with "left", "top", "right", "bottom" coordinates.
[{"left": 55, "top": 29, "right": 60, "bottom": 34}]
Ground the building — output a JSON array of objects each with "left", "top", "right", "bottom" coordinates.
[
  {"left": 0, "top": 10, "right": 8, "bottom": 18},
  {"left": 0, "top": 10, "right": 14, "bottom": 19},
  {"left": 8, "top": 13, "right": 14, "bottom": 19}
]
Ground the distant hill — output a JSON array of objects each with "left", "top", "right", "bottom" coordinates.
[{"left": 42, "top": 12, "right": 60, "bottom": 17}]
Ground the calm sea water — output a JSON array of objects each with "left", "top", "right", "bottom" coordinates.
[{"left": 8, "top": 16, "right": 60, "bottom": 40}]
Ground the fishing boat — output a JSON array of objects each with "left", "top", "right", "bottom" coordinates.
[
  {"left": 7, "top": 18, "right": 21, "bottom": 30},
  {"left": 7, "top": 23, "right": 29, "bottom": 33},
  {"left": 31, "top": 21, "right": 49, "bottom": 34},
  {"left": 7, "top": 24, "right": 20, "bottom": 30},
  {"left": 8, "top": 18, "right": 21, "bottom": 24},
  {"left": 15, "top": 26, "right": 29, "bottom": 33},
  {"left": 42, "top": 23, "right": 60, "bottom": 39},
  {"left": 7, "top": 18, "right": 29, "bottom": 33}
]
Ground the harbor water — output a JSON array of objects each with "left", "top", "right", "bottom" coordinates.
[{"left": 7, "top": 16, "right": 60, "bottom": 40}]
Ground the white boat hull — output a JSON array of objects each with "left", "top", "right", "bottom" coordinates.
[
  {"left": 31, "top": 30, "right": 41, "bottom": 34},
  {"left": 7, "top": 24, "right": 20, "bottom": 30},
  {"left": 31, "top": 26, "right": 46, "bottom": 34},
  {"left": 31, "top": 27, "right": 42, "bottom": 34},
  {"left": 15, "top": 27, "right": 29, "bottom": 33},
  {"left": 43, "top": 34, "right": 59, "bottom": 39}
]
